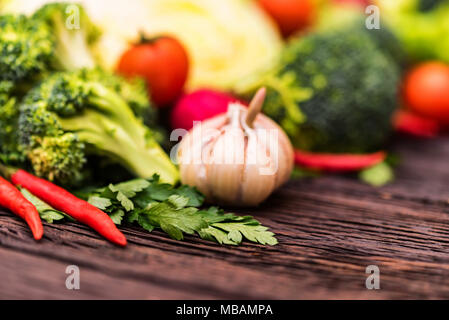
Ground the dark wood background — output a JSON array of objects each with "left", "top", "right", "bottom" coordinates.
[{"left": 1, "top": 135, "right": 449, "bottom": 299}]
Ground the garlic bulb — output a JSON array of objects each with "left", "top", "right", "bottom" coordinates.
[{"left": 177, "top": 88, "right": 294, "bottom": 206}]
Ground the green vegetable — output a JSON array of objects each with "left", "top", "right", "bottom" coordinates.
[
  {"left": 32, "top": 2, "right": 100, "bottom": 71},
  {"left": 378, "top": 0, "right": 449, "bottom": 63},
  {"left": 18, "top": 68, "right": 178, "bottom": 185},
  {"left": 317, "top": 4, "right": 405, "bottom": 66},
  {"left": 20, "top": 188, "right": 74, "bottom": 223},
  {"left": 237, "top": 24, "right": 400, "bottom": 153},
  {"left": 84, "top": 176, "right": 278, "bottom": 246},
  {"left": 0, "top": 13, "right": 53, "bottom": 164},
  {"left": 359, "top": 162, "right": 394, "bottom": 187},
  {"left": 1, "top": 0, "right": 283, "bottom": 91},
  {"left": 0, "top": 13, "right": 53, "bottom": 86}
]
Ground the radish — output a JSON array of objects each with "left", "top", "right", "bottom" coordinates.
[{"left": 171, "top": 89, "right": 243, "bottom": 130}]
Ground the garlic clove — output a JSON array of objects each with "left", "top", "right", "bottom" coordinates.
[
  {"left": 255, "top": 114, "right": 294, "bottom": 188},
  {"left": 206, "top": 106, "right": 246, "bottom": 204},
  {"left": 241, "top": 128, "right": 277, "bottom": 206}
]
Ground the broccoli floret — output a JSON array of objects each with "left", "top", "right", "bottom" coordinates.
[
  {"left": 0, "top": 13, "right": 57, "bottom": 164},
  {"left": 28, "top": 133, "right": 86, "bottom": 183},
  {"left": 0, "top": 14, "right": 53, "bottom": 85},
  {"left": 81, "top": 68, "right": 165, "bottom": 143},
  {"left": 317, "top": 4, "right": 406, "bottom": 67},
  {"left": 19, "top": 69, "right": 178, "bottom": 185},
  {"left": 239, "top": 26, "right": 400, "bottom": 153},
  {"left": 81, "top": 68, "right": 153, "bottom": 117},
  {"left": 32, "top": 2, "right": 100, "bottom": 71},
  {"left": 0, "top": 82, "right": 24, "bottom": 164}
]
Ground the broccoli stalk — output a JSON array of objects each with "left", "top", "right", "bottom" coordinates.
[
  {"left": 19, "top": 70, "right": 179, "bottom": 185},
  {"left": 33, "top": 2, "right": 99, "bottom": 71},
  {"left": 56, "top": 84, "right": 177, "bottom": 182}
]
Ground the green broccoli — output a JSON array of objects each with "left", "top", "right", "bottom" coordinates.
[
  {"left": 0, "top": 13, "right": 54, "bottom": 164},
  {"left": 0, "top": 81, "right": 23, "bottom": 164},
  {"left": 18, "top": 69, "right": 179, "bottom": 185},
  {"left": 32, "top": 2, "right": 100, "bottom": 71},
  {"left": 0, "top": 13, "right": 53, "bottom": 88},
  {"left": 238, "top": 26, "right": 400, "bottom": 153}
]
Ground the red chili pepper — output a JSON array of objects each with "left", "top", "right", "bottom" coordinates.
[
  {"left": 0, "top": 176, "right": 43, "bottom": 240},
  {"left": 393, "top": 109, "right": 440, "bottom": 138},
  {"left": 10, "top": 169, "right": 127, "bottom": 247},
  {"left": 294, "top": 150, "right": 386, "bottom": 172}
]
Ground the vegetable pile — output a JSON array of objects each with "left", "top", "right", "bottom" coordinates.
[
  {"left": 1, "top": 0, "right": 449, "bottom": 246},
  {"left": 83, "top": 175, "right": 278, "bottom": 245},
  {"left": 0, "top": 2, "right": 278, "bottom": 246},
  {"left": 0, "top": 4, "right": 177, "bottom": 186},
  {"left": 237, "top": 22, "right": 400, "bottom": 154}
]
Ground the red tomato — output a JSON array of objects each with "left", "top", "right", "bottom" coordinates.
[
  {"left": 117, "top": 37, "right": 189, "bottom": 107},
  {"left": 403, "top": 62, "right": 449, "bottom": 124},
  {"left": 258, "top": 0, "right": 316, "bottom": 37},
  {"left": 333, "top": 0, "right": 371, "bottom": 7}
]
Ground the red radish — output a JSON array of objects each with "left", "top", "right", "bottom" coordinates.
[{"left": 171, "top": 89, "right": 243, "bottom": 131}]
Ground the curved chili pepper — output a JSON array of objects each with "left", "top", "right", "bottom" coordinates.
[
  {"left": 10, "top": 169, "right": 127, "bottom": 247},
  {"left": 0, "top": 176, "right": 43, "bottom": 240},
  {"left": 294, "top": 150, "right": 386, "bottom": 172},
  {"left": 394, "top": 109, "right": 440, "bottom": 138}
]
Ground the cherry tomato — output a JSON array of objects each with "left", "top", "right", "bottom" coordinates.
[
  {"left": 333, "top": 0, "right": 371, "bottom": 8},
  {"left": 403, "top": 62, "right": 449, "bottom": 124},
  {"left": 117, "top": 36, "right": 189, "bottom": 107},
  {"left": 258, "top": 0, "right": 316, "bottom": 37}
]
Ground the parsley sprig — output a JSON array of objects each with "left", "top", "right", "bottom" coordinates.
[{"left": 83, "top": 176, "right": 278, "bottom": 246}]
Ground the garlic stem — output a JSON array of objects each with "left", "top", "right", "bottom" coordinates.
[{"left": 245, "top": 87, "right": 266, "bottom": 128}]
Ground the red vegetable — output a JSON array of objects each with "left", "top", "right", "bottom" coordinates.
[
  {"left": 10, "top": 169, "right": 127, "bottom": 247},
  {"left": 171, "top": 89, "right": 242, "bottom": 131},
  {"left": 258, "top": 0, "right": 316, "bottom": 37},
  {"left": 333, "top": 0, "right": 371, "bottom": 8},
  {"left": 294, "top": 150, "right": 386, "bottom": 172},
  {"left": 394, "top": 109, "right": 440, "bottom": 138},
  {"left": 403, "top": 62, "right": 449, "bottom": 124},
  {"left": 117, "top": 36, "right": 189, "bottom": 107},
  {"left": 0, "top": 176, "right": 43, "bottom": 240}
]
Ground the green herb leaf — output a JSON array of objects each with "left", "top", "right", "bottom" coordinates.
[
  {"left": 21, "top": 188, "right": 74, "bottom": 223},
  {"left": 88, "top": 196, "right": 112, "bottom": 210},
  {"left": 133, "top": 180, "right": 204, "bottom": 208},
  {"left": 141, "top": 200, "right": 207, "bottom": 240},
  {"left": 81, "top": 175, "right": 278, "bottom": 246},
  {"left": 359, "top": 162, "right": 394, "bottom": 187},
  {"left": 109, "top": 209, "right": 125, "bottom": 225},
  {"left": 108, "top": 179, "right": 151, "bottom": 198},
  {"left": 198, "top": 226, "right": 239, "bottom": 245},
  {"left": 116, "top": 191, "right": 134, "bottom": 211}
]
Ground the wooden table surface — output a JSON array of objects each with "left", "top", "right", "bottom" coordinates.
[{"left": 1, "top": 135, "right": 449, "bottom": 300}]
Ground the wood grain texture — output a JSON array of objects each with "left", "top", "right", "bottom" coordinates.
[{"left": 1, "top": 135, "right": 449, "bottom": 299}]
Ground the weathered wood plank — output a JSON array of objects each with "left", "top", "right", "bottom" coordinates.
[{"left": 1, "top": 136, "right": 449, "bottom": 299}]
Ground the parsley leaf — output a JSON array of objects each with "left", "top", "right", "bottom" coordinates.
[
  {"left": 88, "top": 196, "right": 112, "bottom": 211},
  {"left": 137, "top": 196, "right": 207, "bottom": 240},
  {"left": 109, "top": 209, "right": 125, "bottom": 225},
  {"left": 21, "top": 188, "right": 74, "bottom": 223},
  {"left": 81, "top": 176, "right": 278, "bottom": 246}
]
